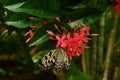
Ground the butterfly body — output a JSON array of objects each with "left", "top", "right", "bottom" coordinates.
[{"left": 38, "top": 48, "right": 70, "bottom": 71}]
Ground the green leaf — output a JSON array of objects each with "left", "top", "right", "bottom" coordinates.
[
  {"left": 29, "top": 34, "right": 49, "bottom": 46},
  {"left": 5, "top": 7, "right": 59, "bottom": 18},
  {"left": 4, "top": 1, "right": 27, "bottom": 11},
  {"left": 69, "top": 14, "right": 101, "bottom": 28},
  {"left": 4, "top": 1, "right": 60, "bottom": 18},
  {"left": 82, "top": 15, "right": 101, "bottom": 25},
  {"left": 32, "top": 50, "right": 48, "bottom": 63},
  {"left": 28, "top": 23, "right": 54, "bottom": 46},
  {"left": 4, "top": 10, "right": 40, "bottom": 28},
  {"left": 4, "top": 9, "right": 30, "bottom": 21},
  {"left": 14, "top": 8, "right": 59, "bottom": 18},
  {"left": 60, "top": 8, "right": 103, "bottom": 22},
  {"left": 0, "top": 68, "right": 7, "bottom": 76},
  {"left": 5, "top": 20, "right": 38, "bottom": 28}
]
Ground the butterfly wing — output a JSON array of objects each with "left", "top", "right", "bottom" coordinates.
[
  {"left": 54, "top": 48, "right": 71, "bottom": 71},
  {"left": 38, "top": 48, "right": 70, "bottom": 71},
  {"left": 38, "top": 49, "right": 57, "bottom": 70}
]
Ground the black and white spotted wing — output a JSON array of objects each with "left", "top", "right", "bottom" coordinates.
[{"left": 38, "top": 48, "right": 70, "bottom": 71}]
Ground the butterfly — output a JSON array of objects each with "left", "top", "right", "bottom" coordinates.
[{"left": 38, "top": 48, "right": 71, "bottom": 71}]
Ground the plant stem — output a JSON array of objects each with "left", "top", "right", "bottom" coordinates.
[
  {"left": 85, "top": 49, "right": 90, "bottom": 74},
  {"left": 97, "top": 13, "right": 105, "bottom": 80},
  {"left": 81, "top": 53, "right": 86, "bottom": 73},
  {"left": 91, "top": 36, "right": 98, "bottom": 80},
  {"left": 112, "top": 67, "right": 118, "bottom": 80},
  {"left": 102, "top": 13, "right": 118, "bottom": 80}
]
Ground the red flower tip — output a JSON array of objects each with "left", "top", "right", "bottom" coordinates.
[
  {"left": 25, "top": 38, "right": 32, "bottom": 43},
  {"left": 28, "top": 16, "right": 36, "bottom": 20},
  {"left": 89, "top": 34, "right": 99, "bottom": 36},
  {"left": 24, "top": 29, "right": 34, "bottom": 37},
  {"left": 49, "top": 37, "right": 55, "bottom": 40},
  {"left": 29, "top": 30, "right": 34, "bottom": 37},
  {"left": 30, "top": 26, "right": 36, "bottom": 29},
  {"left": 24, "top": 30, "right": 34, "bottom": 43},
  {"left": 46, "top": 30, "right": 54, "bottom": 36},
  {"left": 54, "top": 24, "right": 59, "bottom": 29},
  {"left": 83, "top": 46, "right": 90, "bottom": 48}
]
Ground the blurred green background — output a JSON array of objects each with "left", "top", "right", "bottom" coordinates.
[{"left": 0, "top": 0, "right": 120, "bottom": 80}]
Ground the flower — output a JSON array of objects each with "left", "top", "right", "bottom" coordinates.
[
  {"left": 46, "top": 30, "right": 54, "bottom": 36},
  {"left": 55, "top": 35, "right": 67, "bottom": 48},
  {"left": 46, "top": 21, "right": 97, "bottom": 59},
  {"left": 24, "top": 30, "right": 34, "bottom": 43},
  {"left": 54, "top": 26, "right": 90, "bottom": 59},
  {"left": 113, "top": 0, "right": 120, "bottom": 14}
]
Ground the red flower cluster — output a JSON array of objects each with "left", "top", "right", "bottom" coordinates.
[
  {"left": 114, "top": 0, "right": 120, "bottom": 14},
  {"left": 47, "top": 25, "right": 91, "bottom": 59}
]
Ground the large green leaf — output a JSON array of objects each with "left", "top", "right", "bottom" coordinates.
[
  {"left": 69, "top": 14, "right": 101, "bottom": 28},
  {"left": 4, "top": 1, "right": 26, "bottom": 10},
  {"left": 4, "top": 9, "right": 40, "bottom": 28},
  {"left": 4, "top": 1, "right": 60, "bottom": 18},
  {"left": 5, "top": 20, "right": 38, "bottom": 28},
  {"left": 3, "top": 0, "right": 60, "bottom": 10},
  {"left": 3, "top": 0, "right": 105, "bottom": 29},
  {"left": 13, "top": 8, "right": 59, "bottom": 18},
  {"left": 2, "top": 0, "right": 26, "bottom": 5},
  {"left": 4, "top": 7, "right": 59, "bottom": 18},
  {"left": 3, "top": 0, "right": 104, "bottom": 20},
  {"left": 60, "top": 8, "right": 103, "bottom": 22}
]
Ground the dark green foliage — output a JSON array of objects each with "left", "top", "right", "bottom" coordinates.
[{"left": 0, "top": 68, "right": 6, "bottom": 76}]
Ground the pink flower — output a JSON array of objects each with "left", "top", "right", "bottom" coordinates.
[
  {"left": 54, "top": 26, "right": 90, "bottom": 59},
  {"left": 89, "top": 34, "right": 99, "bottom": 36},
  {"left": 46, "top": 30, "right": 54, "bottom": 36},
  {"left": 24, "top": 30, "right": 34, "bottom": 43},
  {"left": 46, "top": 23, "right": 96, "bottom": 60},
  {"left": 80, "top": 26, "right": 90, "bottom": 35},
  {"left": 55, "top": 35, "right": 66, "bottom": 48}
]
